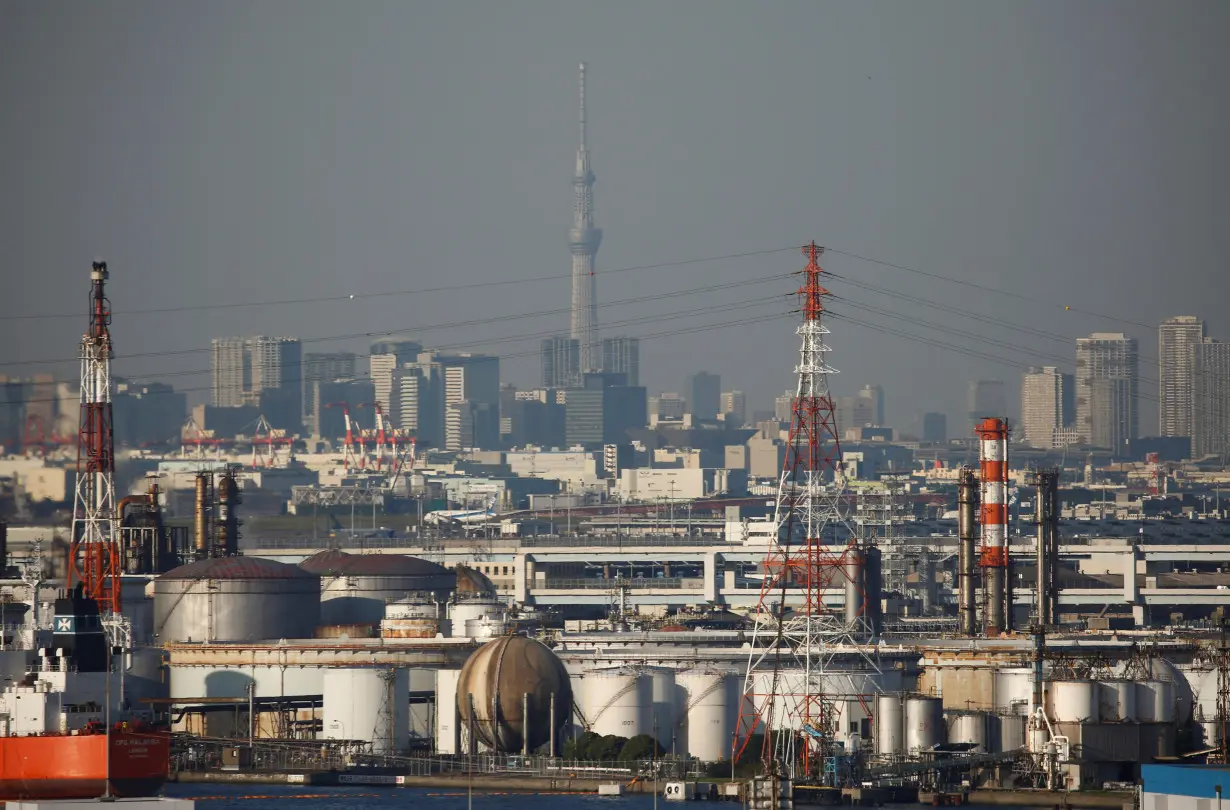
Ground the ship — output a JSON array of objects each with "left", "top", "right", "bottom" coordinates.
[{"left": 0, "top": 584, "right": 169, "bottom": 799}]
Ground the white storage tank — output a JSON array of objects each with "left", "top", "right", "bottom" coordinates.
[
  {"left": 450, "top": 596, "right": 504, "bottom": 638},
  {"left": 904, "top": 695, "right": 944, "bottom": 754},
  {"left": 676, "top": 670, "right": 733, "bottom": 763},
  {"left": 464, "top": 616, "right": 508, "bottom": 639},
  {"left": 381, "top": 595, "right": 440, "bottom": 639},
  {"left": 1138, "top": 680, "right": 1175, "bottom": 723},
  {"left": 1099, "top": 680, "right": 1137, "bottom": 722},
  {"left": 874, "top": 693, "right": 904, "bottom": 755},
  {"left": 580, "top": 667, "right": 650, "bottom": 739},
  {"left": 993, "top": 713, "right": 1026, "bottom": 753},
  {"left": 1049, "top": 680, "right": 1099, "bottom": 723},
  {"left": 947, "top": 711, "right": 986, "bottom": 751},
  {"left": 642, "top": 667, "right": 677, "bottom": 747},
  {"left": 323, "top": 667, "right": 409, "bottom": 755}
]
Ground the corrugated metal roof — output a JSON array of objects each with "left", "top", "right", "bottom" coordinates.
[
  {"left": 299, "top": 550, "right": 449, "bottom": 578},
  {"left": 160, "top": 556, "right": 319, "bottom": 581}
]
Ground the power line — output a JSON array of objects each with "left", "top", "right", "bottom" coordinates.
[{"left": 0, "top": 246, "right": 800, "bottom": 322}]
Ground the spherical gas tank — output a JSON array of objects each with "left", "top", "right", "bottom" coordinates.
[{"left": 456, "top": 636, "right": 572, "bottom": 753}]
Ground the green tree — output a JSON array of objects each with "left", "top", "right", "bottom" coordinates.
[{"left": 618, "top": 734, "right": 666, "bottom": 762}]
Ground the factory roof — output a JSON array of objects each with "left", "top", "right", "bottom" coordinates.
[
  {"left": 299, "top": 549, "right": 450, "bottom": 578},
  {"left": 161, "top": 556, "right": 318, "bottom": 581}
]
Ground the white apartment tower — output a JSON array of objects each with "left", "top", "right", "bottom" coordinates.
[
  {"left": 1075, "top": 332, "right": 1138, "bottom": 453},
  {"left": 1158, "top": 316, "right": 1205, "bottom": 439},
  {"left": 1020, "top": 366, "right": 1071, "bottom": 448}
]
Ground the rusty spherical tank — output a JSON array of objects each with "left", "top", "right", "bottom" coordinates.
[{"left": 456, "top": 636, "right": 572, "bottom": 753}]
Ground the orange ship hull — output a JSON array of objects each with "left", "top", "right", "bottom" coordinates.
[{"left": 0, "top": 730, "right": 169, "bottom": 799}]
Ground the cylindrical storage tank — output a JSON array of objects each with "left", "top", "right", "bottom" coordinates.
[
  {"left": 456, "top": 636, "right": 573, "bottom": 753},
  {"left": 381, "top": 595, "right": 441, "bottom": 639},
  {"left": 875, "top": 693, "right": 905, "bottom": 755},
  {"left": 677, "top": 670, "right": 732, "bottom": 762},
  {"left": 844, "top": 551, "right": 864, "bottom": 627},
  {"left": 154, "top": 557, "right": 320, "bottom": 643},
  {"left": 1099, "top": 680, "right": 1137, "bottom": 722},
  {"left": 314, "top": 624, "right": 376, "bottom": 639},
  {"left": 449, "top": 596, "right": 505, "bottom": 638},
  {"left": 1203, "top": 721, "right": 1222, "bottom": 748},
  {"left": 323, "top": 667, "right": 410, "bottom": 755},
  {"left": 1138, "top": 680, "right": 1175, "bottom": 723},
  {"left": 904, "top": 695, "right": 944, "bottom": 754},
  {"left": 643, "top": 667, "right": 677, "bottom": 747},
  {"left": 1049, "top": 680, "right": 1099, "bottom": 723},
  {"left": 947, "top": 711, "right": 987, "bottom": 751},
  {"left": 302, "top": 551, "right": 456, "bottom": 625},
  {"left": 465, "top": 616, "right": 508, "bottom": 639},
  {"left": 581, "top": 667, "right": 651, "bottom": 740},
  {"left": 995, "top": 713, "right": 1026, "bottom": 752}
]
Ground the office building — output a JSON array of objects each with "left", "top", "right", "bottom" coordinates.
[
  {"left": 1076, "top": 332, "right": 1139, "bottom": 453},
  {"left": 1020, "top": 366, "right": 1075, "bottom": 448},
  {"left": 302, "top": 351, "right": 357, "bottom": 431},
  {"left": 306, "top": 378, "right": 374, "bottom": 440},
  {"left": 565, "top": 373, "right": 647, "bottom": 448},
  {"left": 1193, "top": 339, "right": 1230, "bottom": 459},
  {"left": 774, "top": 390, "right": 795, "bottom": 423},
  {"left": 922, "top": 412, "right": 947, "bottom": 443},
  {"left": 602, "top": 336, "right": 640, "bottom": 387},
  {"left": 858, "top": 384, "right": 885, "bottom": 426},
  {"left": 440, "top": 353, "right": 500, "bottom": 451},
  {"left": 369, "top": 337, "right": 423, "bottom": 364},
  {"left": 650, "top": 393, "right": 687, "bottom": 424},
  {"left": 720, "top": 390, "right": 747, "bottom": 426},
  {"left": 685, "top": 371, "right": 721, "bottom": 420},
  {"left": 113, "top": 381, "right": 187, "bottom": 448},
  {"left": 1159, "top": 316, "right": 1205, "bottom": 440},
  {"left": 541, "top": 336, "right": 580, "bottom": 389}
]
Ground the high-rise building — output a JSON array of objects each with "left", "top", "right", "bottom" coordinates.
[
  {"left": 922, "top": 412, "right": 947, "bottom": 443},
  {"left": 602, "top": 336, "right": 639, "bottom": 387},
  {"left": 834, "top": 395, "right": 875, "bottom": 436},
  {"left": 1076, "top": 332, "right": 1138, "bottom": 453},
  {"left": 1159, "top": 316, "right": 1205, "bottom": 439},
  {"left": 720, "top": 390, "right": 747, "bottom": 426},
  {"left": 391, "top": 362, "right": 443, "bottom": 447},
  {"left": 1193, "top": 338, "right": 1230, "bottom": 459},
  {"left": 1020, "top": 366, "right": 1075, "bottom": 448},
  {"left": 541, "top": 336, "right": 580, "bottom": 389},
  {"left": 685, "top": 372, "right": 721, "bottom": 420},
  {"left": 369, "top": 337, "right": 423, "bottom": 365},
  {"left": 440, "top": 353, "right": 500, "bottom": 451},
  {"left": 565, "top": 373, "right": 647, "bottom": 447},
  {"left": 568, "top": 63, "right": 602, "bottom": 373},
  {"left": 649, "top": 393, "right": 686, "bottom": 423},
  {"left": 774, "top": 390, "right": 794, "bottom": 423},
  {"left": 210, "top": 336, "right": 302, "bottom": 429},
  {"left": 302, "top": 351, "right": 357, "bottom": 430},
  {"left": 306, "top": 378, "right": 374, "bottom": 439},
  {"left": 967, "top": 380, "right": 1007, "bottom": 425},
  {"left": 369, "top": 353, "right": 398, "bottom": 417},
  {"left": 858, "top": 384, "right": 885, "bottom": 426}
]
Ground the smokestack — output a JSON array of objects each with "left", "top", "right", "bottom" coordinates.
[
  {"left": 976, "top": 418, "right": 1009, "bottom": 634},
  {"left": 844, "top": 549, "right": 865, "bottom": 629},
  {"left": 957, "top": 467, "right": 978, "bottom": 636},
  {"left": 217, "top": 467, "right": 241, "bottom": 557},
  {"left": 194, "top": 472, "right": 210, "bottom": 559},
  {"left": 864, "top": 545, "right": 883, "bottom": 636},
  {"left": 0, "top": 519, "right": 7, "bottom": 576}
]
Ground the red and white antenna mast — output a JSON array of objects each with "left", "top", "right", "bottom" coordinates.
[
  {"left": 69, "top": 260, "right": 121, "bottom": 613},
  {"left": 737, "top": 243, "right": 873, "bottom": 780}
]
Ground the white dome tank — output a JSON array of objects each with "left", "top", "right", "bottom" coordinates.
[
  {"left": 580, "top": 667, "right": 650, "bottom": 739},
  {"left": 382, "top": 595, "right": 440, "bottom": 639},
  {"left": 450, "top": 596, "right": 503, "bottom": 638},
  {"left": 676, "top": 670, "right": 733, "bottom": 763},
  {"left": 874, "top": 693, "right": 904, "bottom": 755},
  {"left": 1049, "top": 680, "right": 1099, "bottom": 723},
  {"left": 322, "top": 667, "right": 409, "bottom": 755},
  {"left": 1099, "top": 680, "right": 1137, "bottom": 722}
]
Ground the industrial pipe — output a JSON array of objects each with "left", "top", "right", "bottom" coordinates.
[
  {"left": 193, "top": 472, "right": 210, "bottom": 559},
  {"left": 217, "top": 469, "right": 240, "bottom": 558},
  {"left": 957, "top": 467, "right": 978, "bottom": 636},
  {"left": 976, "top": 418, "right": 1009, "bottom": 635},
  {"left": 844, "top": 550, "right": 865, "bottom": 631}
]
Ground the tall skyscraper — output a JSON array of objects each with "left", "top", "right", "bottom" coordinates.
[
  {"left": 1159, "top": 316, "right": 1205, "bottom": 439},
  {"left": 602, "top": 336, "right": 639, "bottom": 387},
  {"left": 922, "top": 412, "right": 947, "bottom": 443},
  {"left": 568, "top": 63, "right": 602, "bottom": 373},
  {"left": 302, "top": 351, "right": 357, "bottom": 430},
  {"left": 1076, "top": 332, "right": 1138, "bottom": 452},
  {"left": 541, "top": 336, "right": 580, "bottom": 388},
  {"left": 685, "top": 371, "right": 721, "bottom": 420},
  {"left": 967, "top": 380, "right": 1007, "bottom": 425},
  {"left": 439, "top": 353, "right": 501, "bottom": 451},
  {"left": 1193, "top": 338, "right": 1230, "bottom": 459},
  {"left": 858, "top": 384, "right": 885, "bottom": 425},
  {"left": 1020, "top": 366, "right": 1074, "bottom": 448},
  {"left": 210, "top": 336, "right": 302, "bottom": 428}
]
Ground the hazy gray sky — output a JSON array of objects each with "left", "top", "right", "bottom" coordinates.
[{"left": 3, "top": 1, "right": 1228, "bottom": 433}]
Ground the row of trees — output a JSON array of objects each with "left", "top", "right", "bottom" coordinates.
[{"left": 560, "top": 731, "right": 767, "bottom": 777}]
